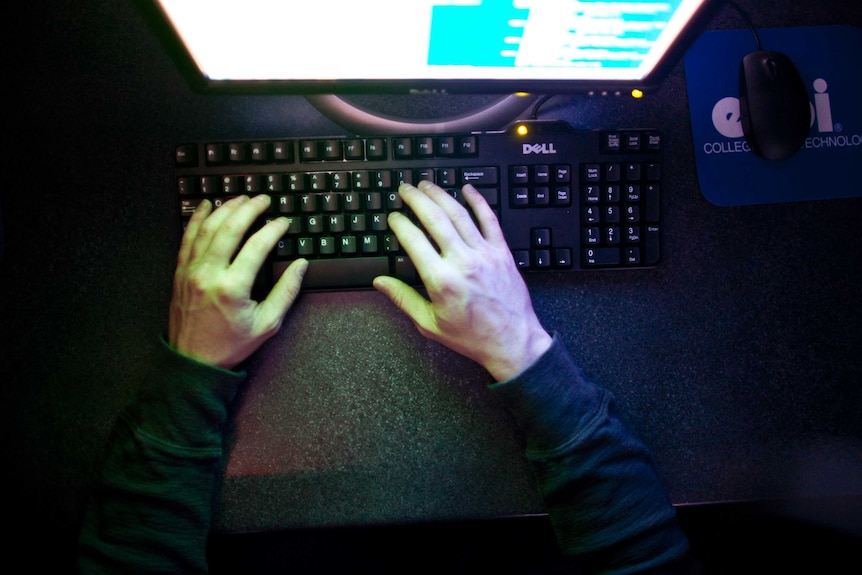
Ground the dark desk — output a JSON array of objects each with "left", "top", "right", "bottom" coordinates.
[{"left": 1, "top": 0, "right": 860, "bottom": 553}]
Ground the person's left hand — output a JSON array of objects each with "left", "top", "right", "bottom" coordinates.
[{"left": 168, "top": 194, "right": 308, "bottom": 370}]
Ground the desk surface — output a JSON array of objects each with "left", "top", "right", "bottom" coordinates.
[{"left": 1, "top": 0, "right": 861, "bottom": 538}]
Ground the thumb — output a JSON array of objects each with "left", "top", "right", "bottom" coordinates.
[
  {"left": 373, "top": 275, "right": 435, "bottom": 335},
  {"left": 259, "top": 258, "right": 308, "bottom": 328}
]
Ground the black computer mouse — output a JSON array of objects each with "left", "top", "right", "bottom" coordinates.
[{"left": 738, "top": 50, "right": 811, "bottom": 160}]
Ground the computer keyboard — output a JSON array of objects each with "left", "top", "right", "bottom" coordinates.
[{"left": 173, "top": 120, "right": 661, "bottom": 291}]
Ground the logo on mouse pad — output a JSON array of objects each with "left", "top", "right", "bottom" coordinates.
[
  {"left": 684, "top": 26, "right": 862, "bottom": 205},
  {"left": 705, "top": 77, "right": 860, "bottom": 155}
]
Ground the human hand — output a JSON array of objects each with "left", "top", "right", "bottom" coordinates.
[
  {"left": 373, "top": 181, "right": 552, "bottom": 381},
  {"left": 168, "top": 194, "right": 308, "bottom": 370}
]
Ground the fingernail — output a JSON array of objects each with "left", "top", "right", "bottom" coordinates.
[
  {"left": 417, "top": 180, "right": 434, "bottom": 191},
  {"left": 296, "top": 258, "right": 309, "bottom": 278}
]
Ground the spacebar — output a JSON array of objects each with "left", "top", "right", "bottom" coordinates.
[{"left": 273, "top": 257, "right": 390, "bottom": 289}]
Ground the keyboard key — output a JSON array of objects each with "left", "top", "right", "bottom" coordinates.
[
  {"left": 393, "top": 138, "right": 412, "bottom": 159},
  {"left": 394, "top": 255, "right": 417, "bottom": 283},
  {"left": 645, "top": 226, "right": 660, "bottom": 264},
  {"left": 344, "top": 139, "right": 364, "bottom": 160},
  {"left": 300, "top": 141, "right": 320, "bottom": 161},
  {"left": 272, "top": 142, "right": 293, "bottom": 162},
  {"left": 366, "top": 139, "right": 386, "bottom": 160},
  {"left": 460, "top": 167, "right": 498, "bottom": 186},
  {"left": 250, "top": 143, "right": 269, "bottom": 162},
  {"left": 554, "top": 248, "right": 572, "bottom": 267},
  {"left": 584, "top": 247, "right": 621, "bottom": 266},
  {"left": 205, "top": 144, "right": 226, "bottom": 164},
  {"left": 175, "top": 145, "right": 197, "bottom": 166},
  {"left": 273, "top": 257, "right": 391, "bottom": 289}
]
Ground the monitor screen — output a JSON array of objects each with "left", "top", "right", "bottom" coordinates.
[{"left": 151, "top": 0, "right": 711, "bottom": 94}]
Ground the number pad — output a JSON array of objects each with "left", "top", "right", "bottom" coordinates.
[{"left": 581, "top": 160, "right": 660, "bottom": 267}]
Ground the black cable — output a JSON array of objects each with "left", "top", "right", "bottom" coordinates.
[
  {"left": 726, "top": 0, "right": 763, "bottom": 51},
  {"left": 529, "top": 94, "right": 555, "bottom": 119}
]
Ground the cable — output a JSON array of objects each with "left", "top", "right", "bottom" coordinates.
[
  {"left": 529, "top": 95, "right": 556, "bottom": 120},
  {"left": 726, "top": 0, "right": 763, "bottom": 51}
]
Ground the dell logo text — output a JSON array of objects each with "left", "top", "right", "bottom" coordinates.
[{"left": 522, "top": 143, "right": 557, "bottom": 155}]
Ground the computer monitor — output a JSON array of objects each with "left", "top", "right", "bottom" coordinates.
[{"left": 146, "top": 0, "right": 713, "bottom": 96}]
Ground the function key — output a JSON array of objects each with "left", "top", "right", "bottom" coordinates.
[
  {"left": 250, "top": 143, "right": 270, "bottom": 163},
  {"left": 228, "top": 143, "right": 249, "bottom": 163},
  {"left": 393, "top": 137, "right": 413, "bottom": 159},
  {"left": 344, "top": 139, "right": 364, "bottom": 160},
  {"left": 416, "top": 137, "right": 435, "bottom": 158},
  {"left": 437, "top": 136, "right": 456, "bottom": 157},
  {"left": 459, "top": 136, "right": 478, "bottom": 156},
  {"left": 366, "top": 138, "right": 387, "bottom": 160},
  {"left": 272, "top": 142, "right": 294, "bottom": 163},
  {"left": 300, "top": 140, "right": 321, "bottom": 161},
  {"left": 322, "top": 140, "right": 343, "bottom": 160},
  {"left": 205, "top": 143, "right": 226, "bottom": 165}
]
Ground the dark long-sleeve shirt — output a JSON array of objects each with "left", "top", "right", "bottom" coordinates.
[{"left": 78, "top": 335, "right": 691, "bottom": 574}]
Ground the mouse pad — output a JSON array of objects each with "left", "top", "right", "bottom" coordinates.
[{"left": 684, "top": 25, "right": 862, "bottom": 206}]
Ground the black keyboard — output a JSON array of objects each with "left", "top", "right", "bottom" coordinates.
[{"left": 173, "top": 120, "right": 661, "bottom": 291}]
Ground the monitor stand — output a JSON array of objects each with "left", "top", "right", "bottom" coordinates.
[{"left": 304, "top": 93, "right": 539, "bottom": 135}]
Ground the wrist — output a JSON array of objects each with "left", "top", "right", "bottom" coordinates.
[{"left": 486, "top": 325, "right": 553, "bottom": 382}]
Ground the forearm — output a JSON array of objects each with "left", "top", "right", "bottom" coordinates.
[
  {"left": 78, "top": 339, "right": 244, "bottom": 574},
  {"left": 490, "top": 335, "right": 690, "bottom": 574}
]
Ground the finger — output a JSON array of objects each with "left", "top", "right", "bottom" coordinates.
[
  {"left": 462, "top": 184, "right": 507, "bottom": 247},
  {"left": 416, "top": 180, "right": 485, "bottom": 249},
  {"left": 204, "top": 194, "right": 272, "bottom": 264},
  {"left": 178, "top": 199, "right": 212, "bottom": 269},
  {"left": 256, "top": 258, "right": 309, "bottom": 334},
  {"left": 372, "top": 275, "right": 438, "bottom": 338},
  {"left": 229, "top": 216, "right": 291, "bottom": 293},
  {"left": 398, "top": 182, "right": 468, "bottom": 256},
  {"left": 188, "top": 195, "right": 249, "bottom": 261}
]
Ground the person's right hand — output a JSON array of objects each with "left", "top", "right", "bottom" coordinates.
[{"left": 373, "top": 181, "right": 552, "bottom": 382}]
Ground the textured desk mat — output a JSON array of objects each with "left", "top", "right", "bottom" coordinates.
[{"left": 684, "top": 25, "right": 862, "bottom": 206}]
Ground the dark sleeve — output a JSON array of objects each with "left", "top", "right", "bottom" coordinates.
[
  {"left": 489, "top": 334, "right": 692, "bottom": 574},
  {"left": 77, "top": 339, "right": 245, "bottom": 575}
]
